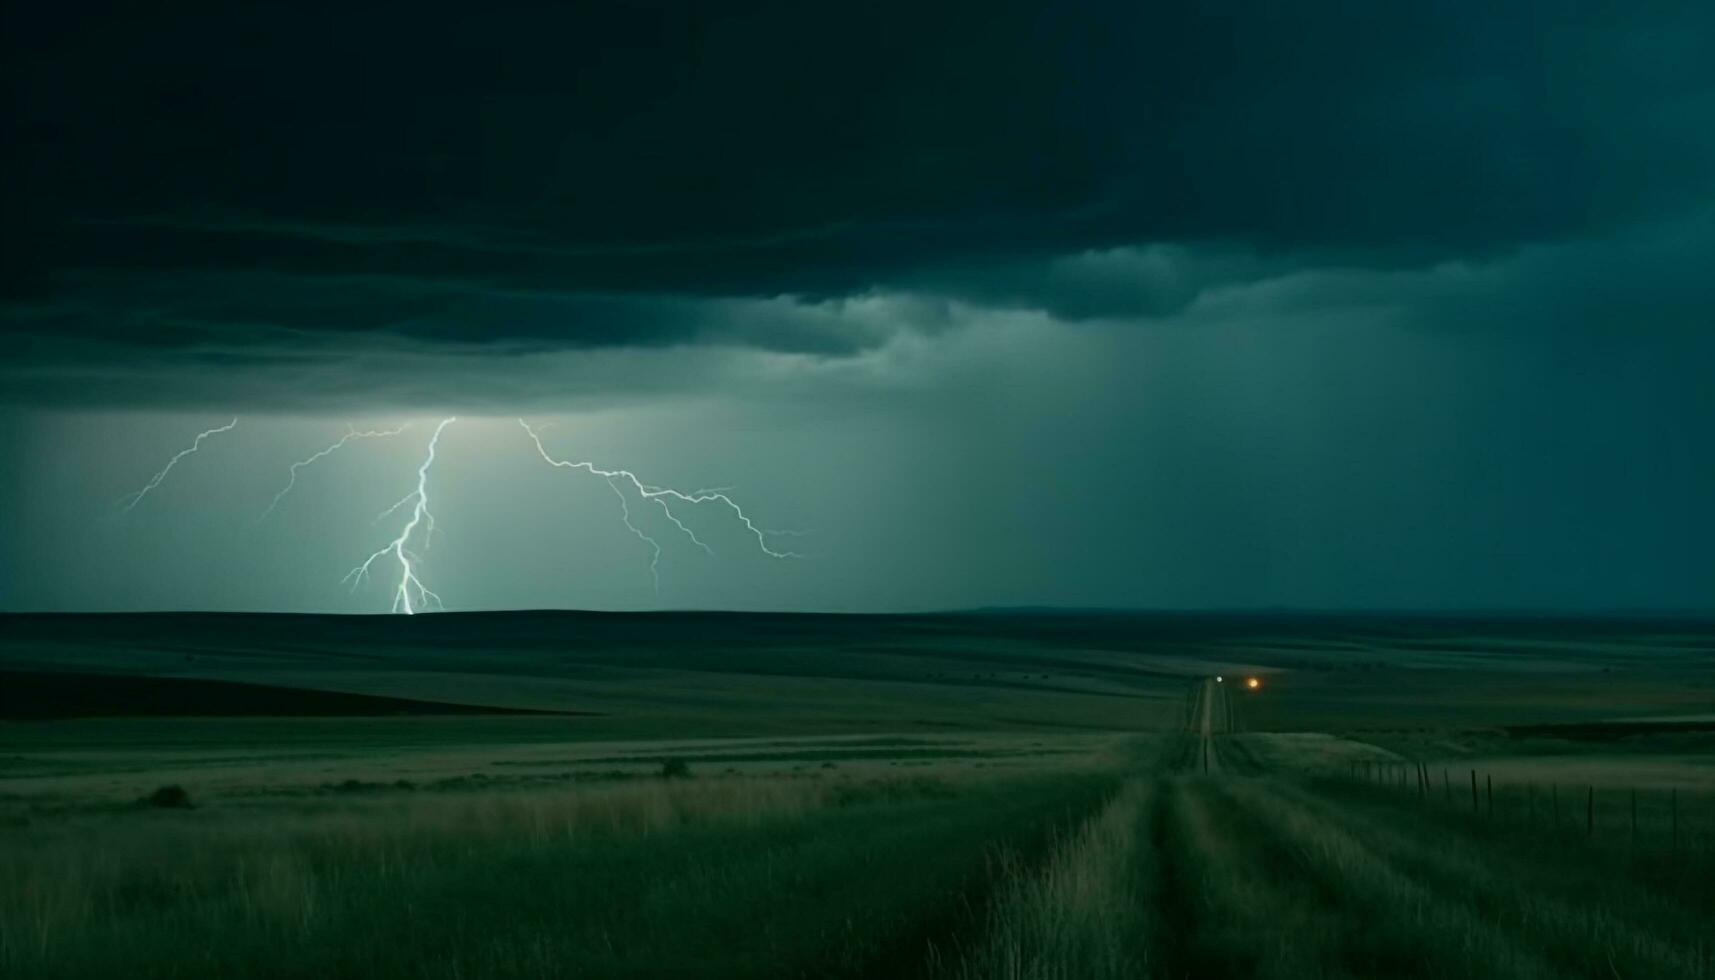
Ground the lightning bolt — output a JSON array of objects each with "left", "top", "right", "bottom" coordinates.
[
  {"left": 119, "top": 418, "right": 239, "bottom": 512},
  {"left": 606, "top": 476, "right": 664, "bottom": 591},
  {"left": 260, "top": 423, "right": 410, "bottom": 519},
  {"left": 343, "top": 418, "right": 455, "bottom": 614},
  {"left": 518, "top": 418, "right": 799, "bottom": 594}
]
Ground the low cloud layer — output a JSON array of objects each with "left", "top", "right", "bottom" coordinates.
[{"left": 5, "top": 1, "right": 1714, "bottom": 407}]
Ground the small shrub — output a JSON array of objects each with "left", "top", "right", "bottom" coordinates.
[
  {"left": 660, "top": 758, "right": 692, "bottom": 779},
  {"left": 140, "top": 785, "right": 193, "bottom": 809}
]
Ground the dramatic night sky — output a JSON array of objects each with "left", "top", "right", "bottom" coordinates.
[{"left": 3, "top": 2, "right": 1713, "bottom": 613}]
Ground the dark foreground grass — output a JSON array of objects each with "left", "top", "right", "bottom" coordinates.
[
  {"left": 936, "top": 772, "right": 1715, "bottom": 980},
  {"left": 8, "top": 753, "right": 1711, "bottom": 979},
  {"left": 1300, "top": 776, "right": 1715, "bottom": 962},
  {"left": 8, "top": 610, "right": 1713, "bottom": 979},
  {"left": 950, "top": 780, "right": 1155, "bottom": 980},
  {"left": 0, "top": 772, "right": 1115, "bottom": 980}
]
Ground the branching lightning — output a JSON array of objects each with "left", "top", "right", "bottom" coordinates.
[
  {"left": 119, "top": 418, "right": 239, "bottom": 512},
  {"left": 114, "top": 414, "right": 801, "bottom": 613},
  {"left": 343, "top": 418, "right": 456, "bottom": 614},
  {"left": 260, "top": 423, "right": 410, "bottom": 519},
  {"left": 606, "top": 476, "right": 665, "bottom": 590},
  {"left": 518, "top": 418, "right": 799, "bottom": 594}
]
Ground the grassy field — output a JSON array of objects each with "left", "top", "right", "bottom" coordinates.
[{"left": 3, "top": 612, "right": 1714, "bottom": 977}]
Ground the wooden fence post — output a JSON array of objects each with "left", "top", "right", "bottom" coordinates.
[
  {"left": 1471, "top": 770, "right": 1479, "bottom": 813},
  {"left": 1443, "top": 768, "right": 1451, "bottom": 805}
]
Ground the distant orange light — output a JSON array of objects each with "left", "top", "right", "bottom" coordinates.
[{"left": 1245, "top": 677, "right": 1261, "bottom": 690}]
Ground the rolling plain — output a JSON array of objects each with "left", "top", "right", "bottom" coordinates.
[{"left": 3, "top": 611, "right": 1713, "bottom": 978}]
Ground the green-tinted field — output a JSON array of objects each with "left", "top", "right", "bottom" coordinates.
[{"left": 3, "top": 612, "right": 1714, "bottom": 978}]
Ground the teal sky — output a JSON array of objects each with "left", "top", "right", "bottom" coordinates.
[
  {"left": 5, "top": 301, "right": 1711, "bottom": 613},
  {"left": 3, "top": 3, "right": 1713, "bottom": 613}
]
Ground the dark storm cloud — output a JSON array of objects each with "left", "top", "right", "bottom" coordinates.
[
  {"left": 4, "top": 0, "right": 1714, "bottom": 394},
  {"left": 7, "top": 270, "right": 899, "bottom": 356}
]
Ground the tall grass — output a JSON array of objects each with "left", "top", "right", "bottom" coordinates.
[
  {"left": 951, "top": 781, "right": 1151, "bottom": 980},
  {"left": 1151, "top": 778, "right": 1363, "bottom": 979},
  {"left": 1161, "top": 776, "right": 1715, "bottom": 980},
  {"left": 1, "top": 772, "right": 1114, "bottom": 980},
  {"left": 10, "top": 753, "right": 1711, "bottom": 979},
  {"left": 1206, "top": 778, "right": 1561, "bottom": 979},
  {"left": 1281, "top": 779, "right": 1715, "bottom": 978},
  {"left": 958, "top": 774, "right": 1715, "bottom": 980}
]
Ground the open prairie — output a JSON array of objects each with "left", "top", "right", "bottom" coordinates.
[{"left": 4, "top": 612, "right": 1714, "bottom": 978}]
